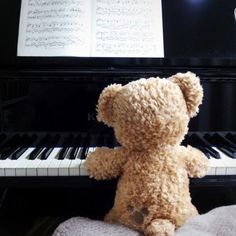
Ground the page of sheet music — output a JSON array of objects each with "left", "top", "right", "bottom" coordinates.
[
  {"left": 17, "top": 0, "right": 92, "bottom": 56},
  {"left": 17, "top": 0, "right": 164, "bottom": 57},
  {"left": 91, "top": 0, "right": 164, "bottom": 58}
]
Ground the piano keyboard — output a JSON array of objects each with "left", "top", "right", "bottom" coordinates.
[{"left": 0, "top": 132, "right": 235, "bottom": 177}]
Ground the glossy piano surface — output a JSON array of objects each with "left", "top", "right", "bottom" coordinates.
[
  {"left": 0, "top": 71, "right": 236, "bottom": 217},
  {"left": 0, "top": 74, "right": 236, "bottom": 182}
]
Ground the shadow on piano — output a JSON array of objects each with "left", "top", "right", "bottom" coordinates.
[{"left": 0, "top": 70, "right": 236, "bottom": 217}]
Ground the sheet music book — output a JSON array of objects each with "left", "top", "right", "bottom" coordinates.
[{"left": 17, "top": 0, "right": 164, "bottom": 57}]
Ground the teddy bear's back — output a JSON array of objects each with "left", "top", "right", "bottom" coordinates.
[{"left": 114, "top": 148, "right": 193, "bottom": 223}]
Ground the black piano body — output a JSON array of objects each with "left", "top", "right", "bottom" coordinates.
[
  {"left": 0, "top": 0, "right": 236, "bottom": 219},
  {"left": 0, "top": 68, "right": 236, "bottom": 218}
]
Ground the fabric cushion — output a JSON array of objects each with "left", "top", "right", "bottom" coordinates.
[{"left": 53, "top": 205, "right": 236, "bottom": 236}]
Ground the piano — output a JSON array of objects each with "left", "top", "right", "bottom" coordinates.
[{"left": 0, "top": 0, "right": 236, "bottom": 219}]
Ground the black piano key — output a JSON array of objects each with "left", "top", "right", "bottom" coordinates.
[
  {"left": 11, "top": 147, "right": 28, "bottom": 160},
  {"left": 0, "top": 134, "right": 21, "bottom": 159},
  {"left": 69, "top": 135, "right": 82, "bottom": 159},
  {"left": 5, "top": 134, "right": 29, "bottom": 159},
  {"left": 11, "top": 134, "right": 33, "bottom": 160},
  {"left": 40, "top": 134, "right": 60, "bottom": 160},
  {"left": 40, "top": 147, "right": 54, "bottom": 160},
  {"left": 193, "top": 145, "right": 211, "bottom": 159},
  {"left": 81, "top": 147, "right": 88, "bottom": 160},
  {"left": 29, "top": 147, "right": 44, "bottom": 160},
  {"left": 185, "top": 135, "right": 211, "bottom": 159},
  {"left": 12, "top": 136, "right": 30, "bottom": 159},
  {"left": 58, "top": 147, "right": 70, "bottom": 160},
  {"left": 192, "top": 134, "right": 221, "bottom": 159},
  {"left": 213, "top": 133, "right": 236, "bottom": 151},
  {"left": 58, "top": 135, "right": 74, "bottom": 160},
  {"left": 69, "top": 147, "right": 77, "bottom": 159},
  {"left": 204, "top": 134, "right": 236, "bottom": 159},
  {"left": 219, "top": 147, "right": 236, "bottom": 159},
  {"left": 29, "top": 134, "right": 51, "bottom": 160},
  {"left": 203, "top": 146, "right": 221, "bottom": 159},
  {"left": 69, "top": 147, "right": 81, "bottom": 160},
  {"left": 225, "top": 133, "right": 236, "bottom": 147},
  {"left": 80, "top": 135, "right": 91, "bottom": 159},
  {"left": 224, "top": 137, "right": 236, "bottom": 149}
]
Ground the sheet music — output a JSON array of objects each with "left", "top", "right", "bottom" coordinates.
[
  {"left": 17, "top": 0, "right": 164, "bottom": 57},
  {"left": 17, "top": 0, "right": 91, "bottom": 56},
  {"left": 91, "top": 0, "right": 164, "bottom": 57}
]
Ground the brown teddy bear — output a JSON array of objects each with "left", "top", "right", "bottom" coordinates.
[{"left": 85, "top": 72, "right": 209, "bottom": 236}]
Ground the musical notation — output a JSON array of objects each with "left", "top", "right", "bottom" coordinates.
[
  {"left": 26, "top": 22, "right": 84, "bottom": 34},
  {"left": 25, "top": 36, "right": 81, "bottom": 49},
  {"left": 17, "top": 0, "right": 164, "bottom": 57},
  {"left": 18, "top": 0, "right": 91, "bottom": 56},
  {"left": 92, "top": 0, "right": 164, "bottom": 57},
  {"left": 28, "top": 0, "right": 85, "bottom": 7}
]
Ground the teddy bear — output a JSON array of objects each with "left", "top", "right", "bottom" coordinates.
[{"left": 85, "top": 71, "right": 209, "bottom": 236}]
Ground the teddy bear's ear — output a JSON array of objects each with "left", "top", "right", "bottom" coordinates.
[
  {"left": 168, "top": 71, "right": 203, "bottom": 118},
  {"left": 96, "top": 84, "right": 122, "bottom": 126}
]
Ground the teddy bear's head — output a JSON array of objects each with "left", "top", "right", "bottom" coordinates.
[{"left": 97, "top": 72, "right": 203, "bottom": 151}]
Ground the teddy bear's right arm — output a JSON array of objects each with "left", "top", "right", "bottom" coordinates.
[
  {"left": 84, "top": 147, "right": 127, "bottom": 180},
  {"left": 181, "top": 145, "right": 209, "bottom": 178}
]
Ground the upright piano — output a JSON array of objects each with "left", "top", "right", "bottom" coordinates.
[{"left": 0, "top": 0, "right": 236, "bottom": 218}]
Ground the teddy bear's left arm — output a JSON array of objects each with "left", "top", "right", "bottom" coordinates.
[
  {"left": 181, "top": 145, "right": 209, "bottom": 178},
  {"left": 84, "top": 147, "right": 127, "bottom": 180}
]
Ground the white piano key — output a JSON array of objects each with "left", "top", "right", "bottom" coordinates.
[
  {"left": 59, "top": 160, "right": 72, "bottom": 176},
  {"left": 79, "top": 159, "right": 89, "bottom": 176},
  {"left": 69, "top": 147, "right": 83, "bottom": 176},
  {"left": 0, "top": 166, "right": 4, "bottom": 176},
  {"left": 69, "top": 159, "right": 81, "bottom": 176},
  {"left": 0, "top": 158, "right": 14, "bottom": 176},
  {"left": 215, "top": 148, "right": 236, "bottom": 175},
  {"left": 211, "top": 147, "right": 236, "bottom": 175},
  {"left": 226, "top": 167, "right": 236, "bottom": 175},
  {"left": 15, "top": 147, "right": 36, "bottom": 176},
  {"left": 88, "top": 147, "right": 96, "bottom": 154},
  {"left": 209, "top": 147, "right": 227, "bottom": 175},
  {"left": 26, "top": 158, "right": 42, "bottom": 176},
  {"left": 48, "top": 148, "right": 63, "bottom": 176},
  {"left": 58, "top": 148, "right": 73, "bottom": 176},
  {"left": 207, "top": 157, "right": 217, "bottom": 175},
  {"left": 5, "top": 151, "right": 31, "bottom": 176},
  {"left": 37, "top": 148, "right": 61, "bottom": 176},
  {"left": 25, "top": 148, "right": 49, "bottom": 176}
]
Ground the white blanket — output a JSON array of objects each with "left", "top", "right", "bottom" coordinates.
[{"left": 53, "top": 205, "right": 236, "bottom": 236}]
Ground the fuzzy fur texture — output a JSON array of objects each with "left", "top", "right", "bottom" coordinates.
[{"left": 85, "top": 72, "right": 209, "bottom": 236}]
